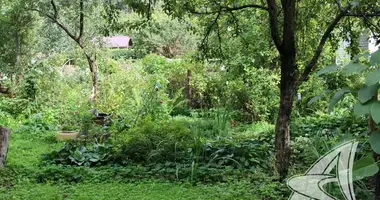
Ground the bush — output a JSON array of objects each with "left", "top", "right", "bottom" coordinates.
[
  {"left": 0, "top": 97, "right": 29, "bottom": 116},
  {"left": 109, "top": 49, "right": 136, "bottom": 60},
  {"left": 17, "top": 112, "right": 58, "bottom": 136},
  {"left": 204, "top": 136, "right": 273, "bottom": 170},
  {"left": 291, "top": 111, "right": 367, "bottom": 138},
  {"left": 116, "top": 119, "right": 194, "bottom": 163},
  {"left": 191, "top": 67, "right": 280, "bottom": 123},
  {"left": 0, "top": 110, "right": 16, "bottom": 128},
  {"left": 290, "top": 111, "right": 368, "bottom": 169}
]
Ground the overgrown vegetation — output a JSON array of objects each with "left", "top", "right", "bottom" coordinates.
[{"left": 0, "top": 0, "right": 380, "bottom": 199}]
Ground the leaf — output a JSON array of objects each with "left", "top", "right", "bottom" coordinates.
[
  {"left": 308, "top": 90, "right": 332, "bottom": 105},
  {"left": 354, "top": 100, "right": 375, "bottom": 116},
  {"left": 358, "top": 84, "right": 380, "bottom": 104},
  {"left": 352, "top": 53, "right": 371, "bottom": 62},
  {"left": 371, "top": 50, "right": 380, "bottom": 66},
  {"left": 365, "top": 69, "right": 380, "bottom": 86},
  {"left": 329, "top": 88, "right": 351, "bottom": 112},
  {"left": 370, "top": 131, "right": 380, "bottom": 154},
  {"left": 371, "top": 102, "right": 380, "bottom": 124},
  {"left": 316, "top": 64, "right": 340, "bottom": 76},
  {"left": 308, "top": 95, "right": 323, "bottom": 105},
  {"left": 342, "top": 63, "right": 367, "bottom": 75},
  {"left": 352, "top": 156, "right": 379, "bottom": 181}
]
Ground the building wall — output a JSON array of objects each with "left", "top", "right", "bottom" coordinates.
[{"left": 336, "top": 34, "right": 380, "bottom": 65}]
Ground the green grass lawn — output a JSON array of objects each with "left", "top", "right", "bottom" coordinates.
[
  {"left": 0, "top": 133, "right": 259, "bottom": 200},
  {"left": 0, "top": 181, "right": 256, "bottom": 200}
]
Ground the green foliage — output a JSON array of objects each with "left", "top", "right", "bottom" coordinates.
[
  {"left": 296, "top": 75, "right": 329, "bottom": 115},
  {"left": 116, "top": 119, "right": 194, "bottom": 163},
  {"left": 3, "top": 1, "right": 380, "bottom": 198},
  {"left": 369, "top": 131, "right": 380, "bottom": 154},
  {"left": 291, "top": 111, "right": 367, "bottom": 138},
  {"left": 141, "top": 54, "right": 168, "bottom": 74},
  {"left": 109, "top": 49, "right": 136, "bottom": 60},
  {"left": 43, "top": 141, "right": 114, "bottom": 166},
  {"left": 0, "top": 168, "right": 14, "bottom": 188},
  {"left": 352, "top": 156, "right": 379, "bottom": 181},
  {"left": 0, "top": 97, "right": 29, "bottom": 116},
  {"left": 122, "top": 12, "right": 198, "bottom": 58},
  {"left": 204, "top": 137, "right": 272, "bottom": 169},
  {"left": 17, "top": 113, "right": 57, "bottom": 135}
]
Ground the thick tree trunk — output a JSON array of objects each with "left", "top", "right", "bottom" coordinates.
[
  {"left": 0, "top": 126, "right": 10, "bottom": 167},
  {"left": 85, "top": 55, "right": 99, "bottom": 102},
  {"left": 275, "top": 55, "right": 298, "bottom": 181}
]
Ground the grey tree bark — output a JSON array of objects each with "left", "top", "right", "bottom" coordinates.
[{"left": 0, "top": 126, "right": 10, "bottom": 167}]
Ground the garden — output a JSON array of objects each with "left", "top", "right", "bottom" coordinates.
[{"left": 1, "top": 0, "right": 380, "bottom": 199}]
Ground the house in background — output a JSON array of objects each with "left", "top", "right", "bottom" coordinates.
[{"left": 336, "top": 34, "right": 380, "bottom": 66}]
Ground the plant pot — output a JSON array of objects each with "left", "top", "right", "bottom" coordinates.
[
  {"left": 56, "top": 131, "right": 80, "bottom": 141},
  {"left": 93, "top": 113, "right": 111, "bottom": 126}
]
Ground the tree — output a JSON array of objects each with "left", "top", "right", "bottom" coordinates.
[
  {"left": 137, "top": 0, "right": 380, "bottom": 180},
  {"left": 0, "top": 1, "right": 35, "bottom": 96},
  {"left": 28, "top": 0, "right": 101, "bottom": 101}
]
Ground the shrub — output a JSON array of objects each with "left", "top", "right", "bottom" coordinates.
[
  {"left": 0, "top": 97, "right": 29, "bottom": 116},
  {"left": 203, "top": 136, "right": 273, "bottom": 170},
  {"left": 17, "top": 112, "right": 58, "bottom": 136},
  {"left": 109, "top": 49, "right": 136, "bottom": 60},
  {"left": 141, "top": 54, "right": 168, "bottom": 74},
  {"left": 0, "top": 110, "right": 16, "bottom": 128},
  {"left": 116, "top": 119, "right": 194, "bottom": 163},
  {"left": 291, "top": 111, "right": 367, "bottom": 138}
]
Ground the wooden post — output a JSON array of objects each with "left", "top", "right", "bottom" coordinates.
[{"left": 0, "top": 126, "right": 10, "bottom": 167}]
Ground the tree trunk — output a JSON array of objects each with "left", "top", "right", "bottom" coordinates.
[
  {"left": 275, "top": 55, "right": 298, "bottom": 181},
  {"left": 0, "top": 126, "right": 10, "bottom": 167},
  {"left": 85, "top": 54, "right": 99, "bottom": 102}
]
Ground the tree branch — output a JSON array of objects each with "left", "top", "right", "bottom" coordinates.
[
  {"left": 345, "top": 12, "right": 380, "bottom": 17},
  {"left": 266, "top": 0, "right": 282, "bottom": 52},
  {"left": 78, "top": 0, "right": 84, "bottom": 42},
  {"left": 300, "top": 5, "right": 351, "bottom": 83},
  {"left": 50, "top": 0, "right": 58, "bottom": 19},
  {"left": 200, "top": 9, "right": 222, "bottom": 54},
  {"left": 31, "top": 7, "right": 78, "bottom": 45},
  {"left": 33, "top": 1, "right": 85, "bottom": 48},
  {"left": 188, "top": 4, "right": 268, "bottom": 15}
]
